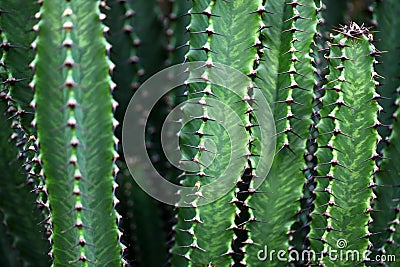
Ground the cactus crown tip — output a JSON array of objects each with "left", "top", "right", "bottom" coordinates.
[{"left": 336, "top": 22, "right": 372, "bottom": 38}]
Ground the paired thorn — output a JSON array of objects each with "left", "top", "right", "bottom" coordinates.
[
  {"left": 0, "top": 77, "right": 27, "bottom": 85},
  {"left": 0, "top": 42, "right": 24, "bottom": 51}
]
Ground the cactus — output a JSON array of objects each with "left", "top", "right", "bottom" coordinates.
[
  {"left": 366, "top": 1, "right": 400, "bottom": 264},
  {"left": 115, "top": 162, "right": 168, "bottom": 266},
  {"left": 127, "top": 0, "right": 167, "bottom": 82},
  {"left": 0, "top": 0, "right": 38, "bottom": 107},
  {"left": 172, "top": 0, "right": 262, "bottom": 265},
  {"left": 102, "top": 0, "right": 142, "bottom": 141},
  {"left": 371, "top": 0, "right": 400, "bottom": 141},
  {"left": 160, "top": 0, "right": 191, "bottom": 66},
  {"left": 31, "top": 1, "right": 122, "bottom": 265},
  {"left": 245, "top": 1, "right": 318, "bottom": 265},
  {"left": 0, "top": 2, "right": 49, "bottom": 266},
  {"left": 371, "top": 91, "right": 400, "bottom": 264},
  {"left": 0, "top": 101, "right": 49, "bottom": 266},
  {"left": 0, "top": 0, "right": 40, "bottom": 172},
  {"left": 310, "top": 23, "right": 380, "bottom": 266}
]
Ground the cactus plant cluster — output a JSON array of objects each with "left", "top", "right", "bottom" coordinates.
[{"left": 0, "top": 0, "right": 399, "bottom": 267}]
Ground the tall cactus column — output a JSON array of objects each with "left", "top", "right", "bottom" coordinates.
[
  {"left": 371, "top": 0, "right": 400, "bottom": 141},
  {"left": 172, "top": 0, "right": 264, "bottom": 265},
  {"left": 310, "top": 23, "right": 381, "bottom": 266},
  {"left": 31, "top": 1, "right": 123, "bottom": 265},
  {"left": 371, "top": 91, "right": 400, "bottom": 263},
  {"left": 245, "top": 1, "right": 318, "bottom": 265},
  {"left": 369, "top": 0, "right": 400, "bottom": 262}
]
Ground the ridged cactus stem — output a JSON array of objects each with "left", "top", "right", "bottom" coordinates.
[
  {"left": 127, "top": 0, "right": 167, "bottom": 82},
  {"left": 0, "top": 0, "right": 39, "bottom": 173},
  {"left": 370, "top": 0, "right": 400, "bottom": 143},
  {"left": 310, "top": 23, "right": 380, "bottom": 266},
  {"left": 172, "top": 0, "right": 263, "bottom": 265},
  {"left": 370, "top": 90, "right": 400, "bottom": 264},
  {"left": 0, "top": 100, "right": 49, "bottom": 266},
  {"left": 115, "top": 162, "right": 169, "bottom": 266},
  {"left": 101, "top": 0, "right": 145, "bottom": 162},
  {"left": 368, "top": 2, "right": 400, "bottom": 260},
  {"left": 31, "top": 1, "right": 122, "bottom": 265},
  {"left": 0, "top": 0, "right": 38, "bottom": 108},
  {"left": 160, "top": 0, "right": 191, "bottom": 67},
  {"left": 0, "top": 3, "right": 49, "bottom": 265},
  {"left": 293, "top": 0, "right": 326, "bottom": 256},
  {"left": 103, "top": 0, "right": 142, "bottom": 124},
  {"left": 246, "top": 1, "right": 317, "bottom": 265}
]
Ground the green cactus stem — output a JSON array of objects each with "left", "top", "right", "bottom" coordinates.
[
  {"left": 172, "top": 0, "right": 264, "bottom": 265},
  {"left": 310, "top": 23, "right": 380, "bottom": 266},
  {"left": 31, "top": 1, "right": 123, "bottom": 265},
  {"left": 245, "top": 1, "right": 317, "bottom": 265}
]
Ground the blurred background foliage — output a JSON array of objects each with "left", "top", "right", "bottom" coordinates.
[{"left": 324, "top": 0, "right": 374, "bottom": 28}]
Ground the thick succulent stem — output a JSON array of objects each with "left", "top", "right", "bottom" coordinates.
[
  {"left": 370, "top": 91, "right": 400, "bottom": 263},
  {"left": 0, "top": 2, "right": 49, "bottom": 265},
  {"left": 172, "top": 0, "right": 262, "bottom": 265},
  {"left": 245, "top": 1, "right": 317, "bottom": 265},
  {"left": 371, "top": 0, "right": 400, "bottom": 142},
  {"left": 32, "top": 1, "right": 122, "bottom": 265},
  {"left": 367, "top": 1, "right": 400, "bottom": 263},
  {"left": 291, "top": 0, "right": 326, "bottom": 258},
  {"left": 0, "top": 0, "right": 38, "bottom": 108},
  {"left": 160, "top": 0, "right": 192, "bottom": 67},
  {"left": 115, "top": 162, "right": 168, "bottom": 266},
  {"left": 102, "top": 0, "right": 142, "bottom": 140},
  {"left": 127, "top": 0, "right": 167, "bottom": 82},
  {"left": 310, "top": 23, "right": 380, "bottom": 266},
  {"left": 0, "top": 101, "right": 49, "bottom": 267},
  {"left": 0, "top": 0, "right": 40, "bottom": 177}
]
